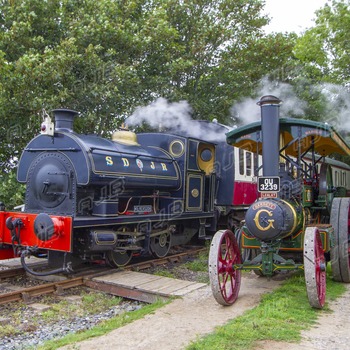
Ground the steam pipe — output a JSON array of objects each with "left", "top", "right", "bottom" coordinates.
[
  {"left": 257, "top": 95, "right": 282, "bottom": 177},
  {"left": 20, "top": 249, "right": 73, "bottom": 276}
]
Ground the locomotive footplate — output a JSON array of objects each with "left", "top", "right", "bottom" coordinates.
[{"left": 72, "top": 212, "right": 215, "bottom": 228}]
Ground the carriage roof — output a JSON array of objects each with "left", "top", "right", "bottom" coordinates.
[{"left": 226, "top": 118, "right": 350, "bottom": 157}]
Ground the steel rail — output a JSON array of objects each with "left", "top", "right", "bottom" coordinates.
[{"left": 0, "top": 247, "right": 206, "bottom": 305}]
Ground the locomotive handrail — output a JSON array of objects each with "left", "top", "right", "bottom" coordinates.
[
  {"left": 89, "top": 147, "right": 174, "bottom": 161},
  {"left": 24, "top": 147, "right": 80, "bottom": 152}
]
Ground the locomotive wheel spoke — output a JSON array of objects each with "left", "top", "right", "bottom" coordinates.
[
  {"left": 330, "top": 197, "right": 350, "bottom": 282},
  {"left": 304, "top": 227, "right": 326, "bottom": 309},
  {"left": 209, "top": 230, "right": 242, "bottom": 306}
]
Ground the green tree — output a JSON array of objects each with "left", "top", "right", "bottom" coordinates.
[
  {"left": 292, "top": 0, "right": 350, "bottom": 123},
  {"left": 294, "top": 0, "right": 350, "bottom": 83},
  {"left": 0, "top": 0, "right": 295, "bottom": 172}
]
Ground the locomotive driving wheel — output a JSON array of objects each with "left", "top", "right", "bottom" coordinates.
[
  {"left": 150, "top": 231, "right": 171, "bottom": 258},
  {"left": 303, "top": 227, "right": 326, "bottom": 308},
  {"left": 209, "top": 230, "right": 242, "bottom": 306},
  {"left": 330, "top": 197, "right": 350, "bottom": 282},
  {"left": 106, "top": 246, "right": 133, "bottom": 267}
]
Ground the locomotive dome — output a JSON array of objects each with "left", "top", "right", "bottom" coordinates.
[{"left": 112, "top": 125, "right": 140, "bottom": 146}]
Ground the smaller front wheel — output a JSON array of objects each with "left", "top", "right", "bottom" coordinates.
[{"left": 209, "top": 230, "right": 242, "bottom": 306}]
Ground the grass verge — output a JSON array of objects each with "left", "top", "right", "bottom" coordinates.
[{"left": 186, "top": 269, "right": 347, "bottom": 350}]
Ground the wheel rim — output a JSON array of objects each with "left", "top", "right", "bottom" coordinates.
[
  {"left": 330, "top": 197, "right": 350, "bottom": 282},
  {"left": 304, "top": 227, "right": 326, "bottom": 308},
  {"left": 209, "top": 230, "right": 242, "bottom": 306},
  {"left": 235, "top": 227, "right": 251, "bottom": 262},
  {"left": 151, "top": 232, "right": 171, "bottom": 258}
]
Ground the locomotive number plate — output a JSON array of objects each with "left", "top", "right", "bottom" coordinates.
[
  {"left": 133, "top": 205, "right": 153, "bottom": 213},
  {"left": 258, "top": 176, "right": 280, "bottom": 192}
]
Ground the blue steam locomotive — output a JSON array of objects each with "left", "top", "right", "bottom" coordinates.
[{"left": 0, "top": 109, "right": 254, "bottom": 275}]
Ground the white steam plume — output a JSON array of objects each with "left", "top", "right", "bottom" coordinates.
[
  {"left": 318, "top": 83, "right": 350, "bottom": 132},
  {"left": 230, "top": 77, "right": 308, "bottom": 125},
  {"left": 126, "top": 97, "right": 231, "bottom": 142},
  {"left": 126, "top": 97, "right": 193, "bottom": 130}
]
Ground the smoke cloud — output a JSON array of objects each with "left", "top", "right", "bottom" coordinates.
[
  {"left": 230, "top": 77, "right": 350, "bottom": 136},
  {"left": 318, "top": 83, "right": 350, "bottom": 132},
  {"left": 126, "top": 98, "right": 193, "bottom": 130},
  {"left": 125, "top": 80, "right": 350, "bottom": 140},
  {"left": 230, "top": 77, "right": 308, "bottom": 125},
  {"left": 126, "top": 97, "right": 231, "bottom": 142}
]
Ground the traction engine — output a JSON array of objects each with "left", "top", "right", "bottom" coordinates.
[{"left": 209, "top": 95, "right": 350, "bottom": 308}]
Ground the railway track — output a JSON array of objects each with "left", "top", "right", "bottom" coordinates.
[{"left": 0, "top": 246, "right": 206, "bottom": 305}]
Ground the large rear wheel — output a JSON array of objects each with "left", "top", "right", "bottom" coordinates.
[
  {"left": 209, "top": 230, "right": 242, "bottom": 306},
  {"left": 304, "top": 227, "right": 326, "bottom": 309},
  {"left": 330, "top": 197, "right": 350, "bottom": 282}
]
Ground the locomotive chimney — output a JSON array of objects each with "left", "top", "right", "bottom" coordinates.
[
  {"left": 257, "top": 95, "right": 282, "bottom": 177},
  {"left": 52, "top": 109, "right": 79, "bottom": 132}
]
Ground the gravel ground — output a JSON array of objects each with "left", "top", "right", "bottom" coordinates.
[
  {"left": 0, "top": 301, "right": 142, "bottom": 350},
  {"left": 0, "top": 257, "right": 207, "bottom": 350}
]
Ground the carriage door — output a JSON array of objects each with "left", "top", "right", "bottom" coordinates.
[{"left": 185, "top": 140, "right": 215, "bottom": 212}]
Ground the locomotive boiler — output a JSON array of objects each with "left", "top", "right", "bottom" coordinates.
[
  {"left": 209, "top": 95, "right": 350, "bottom": 309},
  {"left": 0, "top": 108, "right": 252, "bottom": 275}
]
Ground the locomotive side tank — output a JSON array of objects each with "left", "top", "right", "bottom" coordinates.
[{"left": 18, "top": 109, "right": 180, "bottom": 216}]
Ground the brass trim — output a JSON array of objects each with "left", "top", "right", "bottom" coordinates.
[{"left": 169, "top": 140, "right": 185, "bottom": 158}]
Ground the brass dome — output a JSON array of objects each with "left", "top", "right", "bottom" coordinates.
[{"left": 112, "top": 126, "right": 140, "bottom": 146}]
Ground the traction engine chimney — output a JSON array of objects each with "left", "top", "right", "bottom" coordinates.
[{"left": 257, "top": 95, "right": 282, "bottom": 177}]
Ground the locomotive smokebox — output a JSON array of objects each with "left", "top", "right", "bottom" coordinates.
[
  {"left": 257, "top": 95, "right": 282, "bottom": 177},
  {"left": 52, "top": 109, "right": 79, "bottom": 132}
]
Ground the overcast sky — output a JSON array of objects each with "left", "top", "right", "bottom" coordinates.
[{"left": 263, "top": 0, "right": 329, "bottom": 33}]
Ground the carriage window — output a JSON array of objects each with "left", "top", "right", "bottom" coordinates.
[
  {"left": 246, "top": 152, "right": 252, "bottom": 176},
  {"left": 239, "top": 149, "right": 244, "bottom": 175},
  {"left": 342, "top": 171, "right": 347, "bottom": 187},
  {"left": 252, "top": 154, "right": 256, "bottom": 176},
  {"left": 334, "top": 170, "right": 339, "bottom": 187}
]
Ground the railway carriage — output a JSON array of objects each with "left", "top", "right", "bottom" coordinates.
[{"left": 209, "top": 95, "right": 350, "bottom": 308}]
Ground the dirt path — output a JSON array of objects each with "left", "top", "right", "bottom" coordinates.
[
  {"left": 58, "top": 275, "right": 350, "bottom": 350},
  {"left": 255, "top": 283, "right": 350, "bottom": 350},
  {"left": 58, "top": 273, "right": 282, "bottom": 350}
]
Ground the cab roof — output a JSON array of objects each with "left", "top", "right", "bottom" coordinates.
[{"left": 226, "top": 118, "right": 350, "bottom": 157}]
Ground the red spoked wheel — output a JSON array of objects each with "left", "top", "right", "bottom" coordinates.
[
  {"left": 304, "top": 227, "right": 326, "bottom": 309},
  {"left": 330, "top": 197, "right": 350, "bottom": 282},
  {"left": 209, "top": 230, "right": 242, "bottom": 306}
]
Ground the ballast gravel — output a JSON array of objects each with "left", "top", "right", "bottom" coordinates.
[{"left": 0, "top": 301, "right": 142, "bottom": 350}]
